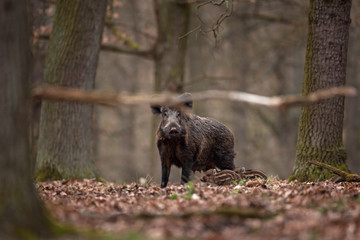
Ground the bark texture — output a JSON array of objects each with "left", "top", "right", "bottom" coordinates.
[
  {"left": 290, "top": 0, "right": 352, "bottom": 181},
  {"left": 0, "top": 0, "right": 51, "bottom": 237},
  {"left": 36, "top": 0, "right": 107, "bottom": 180}
]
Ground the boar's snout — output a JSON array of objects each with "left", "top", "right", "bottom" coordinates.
[
  {"left": 169, "top": 126, "right": 179, "bottom": 135},
  {"left": 162, "top": 121, "right": 185, "bottom": 138}
]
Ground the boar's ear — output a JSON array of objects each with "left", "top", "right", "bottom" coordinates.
[
  {"left": 150, "top": 105, "right": 162, "bottom": 115},
  {"left": 179, "top": 92, "right": 193, "bottom": 109}
]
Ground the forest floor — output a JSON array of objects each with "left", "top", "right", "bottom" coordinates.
[{"left": 36, "top": 178, "right": 360, "bottom": 240}]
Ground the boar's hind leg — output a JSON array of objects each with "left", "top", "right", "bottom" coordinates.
[
  {"left": 215, "top": 150, "right": 235, "bottom": 170},
  {"left": 181, "top": 156, "right": 194, "bottom": 185},
  {"left": 161, "top": 161, "right": 171, "bottom": 188}
]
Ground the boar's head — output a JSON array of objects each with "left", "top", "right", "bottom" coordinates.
[
  {"left": 200, "top": 169, "right": 216, "bottom": 183},
  {"left": 151, "top": 93, "right": 192, "bottom": 139}
]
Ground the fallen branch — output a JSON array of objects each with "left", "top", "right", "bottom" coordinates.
[
  {"left": 308, "top": 161, "right": 360, "bottom": 182},
  {"left": 31, "top": 86, "right": 357, "bottom": 110},
  {"left": 107, "top": 206, "right": 274, "bottom": 221}
]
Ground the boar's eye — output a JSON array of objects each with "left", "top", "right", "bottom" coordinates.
[
  {"left": 162, "top": 110, "right": 168, "bottom": 117},
  {"left": 176, "top": 112, "right": 180, "bottom": 118}
]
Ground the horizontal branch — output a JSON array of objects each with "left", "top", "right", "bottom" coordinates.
[
  {"left": 104, "top": 19, "right": 142, "bottom": 51},
  {"left": 100, "top": 43, "right": 155, "bottom": 59},
  {"left": 31, "top": 86, "right": 357, "bottom": 110},
  {"left": 35, "top": 34, "right": 155, "bottom": 60},
  {"left": 234, "top": 13, "right": 293, "bottom": 24}
]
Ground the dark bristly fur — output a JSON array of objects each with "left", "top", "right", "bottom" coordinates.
[{"left": 151, "top": 93, "right": 235, "bottom": 188}]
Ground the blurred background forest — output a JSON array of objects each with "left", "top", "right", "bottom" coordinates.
[{"left": 31, "top": 0, "right": 360, "bottom": 183}]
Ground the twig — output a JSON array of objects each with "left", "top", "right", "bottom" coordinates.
[
  {"left": 181, "top": 0, "right": 233, "bottom": 45},
  {"left": 31, "top": 86, "right": 357, "bottom": 110},
  {"left": 211, "top": 0, "right": 233, "bottom": 44},
  {"left": 308, "top": 161, "right": 360, "bottom": 182},
  {"left": 178, "top": 25, "right": 201, "bottom": 40}
]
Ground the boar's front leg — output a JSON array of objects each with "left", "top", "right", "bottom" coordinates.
[
  {"left": 160, "top": 158, "right": 171, "bottom": 188},
  {"left": 181, "top": 165, "right": 192, "bottom": 184},
  {"left": 180, "top": 152, "right": 194, "bottom": 184},
  {"left": 158, "top": 142, "right": 171, "bottom": 188}
]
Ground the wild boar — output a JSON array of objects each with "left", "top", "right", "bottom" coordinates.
[
  {"left": 234, "top": 168, "right": 267, "bottom": 180},
  {"left": 200, "top": 168, "right": 268, "bottom": 185},
  {"left": 200, "top": 169, "right": 241, "bottom": 185},
  {"left": 151, "top": 93, "right": 235, "bottom": 188}
]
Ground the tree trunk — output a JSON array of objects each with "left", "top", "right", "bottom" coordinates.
[
  {"left": 290, "top": 0, "right": 352, "bottom": 181},
  {"left": 150, "top": 0, "right": 191, "bottom": 177},
  {"left": 154, "top": 0, "right": 191, "bottom": 93},
  {"left": 36, "top": 0, "right": 107, "bottom": 180},
  {"left": 345, "top": 26, "right": 360, "bottom": 172},
  {"left": 0, "top": 0, "right": 51, "bottom": 237}
]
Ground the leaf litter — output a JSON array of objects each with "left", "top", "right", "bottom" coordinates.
[{"left": 36, "top": 178, "right": 360, "bottom": 240}]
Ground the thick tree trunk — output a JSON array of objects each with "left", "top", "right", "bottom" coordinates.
[
  {"left": 0, "top": 0, "right": 51, "bottom": 237},
  {"left": 290, "top": 0, "right": 352, "bottom": 181},
  {"left": 36, "top": 0, "right": 107, "bottom": 180}
]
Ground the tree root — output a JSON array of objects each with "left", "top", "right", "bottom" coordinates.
[{"left": 308, "top": 161, "right": 360, "bottom": 182}]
